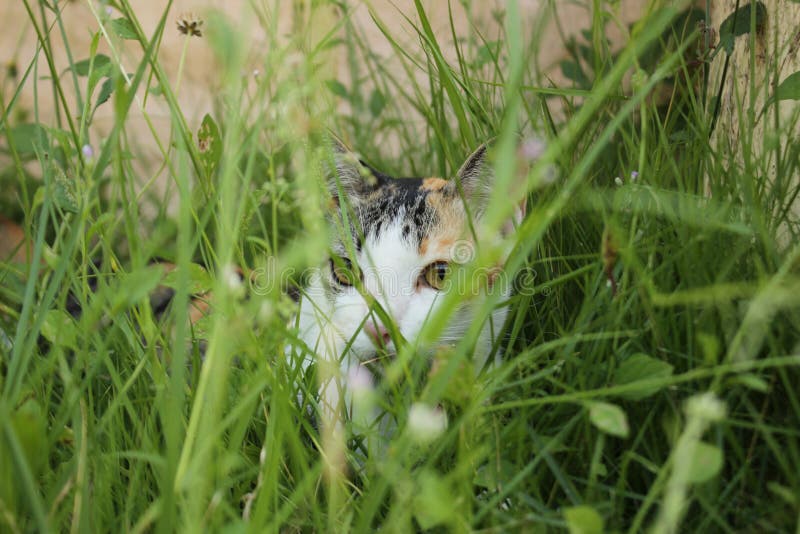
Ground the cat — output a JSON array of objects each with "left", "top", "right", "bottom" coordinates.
[{"left": 291, "top": 138, "right": 524, "bottom": 445}]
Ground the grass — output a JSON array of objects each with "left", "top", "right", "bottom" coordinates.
[{"left": 1, "top": 0, "right": 799, "bottom": 531}]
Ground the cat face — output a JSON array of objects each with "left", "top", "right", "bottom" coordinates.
[{"left": 315, "top": 140, "right": 521, "bottom": 364}]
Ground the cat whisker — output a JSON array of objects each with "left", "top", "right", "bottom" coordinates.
[{"left": 360, "top": 356, "right": 386, "bottom": 366}]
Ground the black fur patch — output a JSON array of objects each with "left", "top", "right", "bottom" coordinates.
[{"left": 366, "top": 185, "right": 434, "bottom": 246}]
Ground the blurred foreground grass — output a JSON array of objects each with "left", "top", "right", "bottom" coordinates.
[{"left": 0, "top": 1, "right": 799, "bottom": 532}]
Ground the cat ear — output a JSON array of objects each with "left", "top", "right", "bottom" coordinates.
[
  {"left": 323, "top": 135, "right": 374, "bottom": 201},
  {"left": 455, "top": 143, "right": 492, "bottom": 211},
  {"left": 456, "top": 142, "right": 527, "bottom": 230}
]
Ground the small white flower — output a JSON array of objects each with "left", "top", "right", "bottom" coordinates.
[
  {"left": 81, "top": 144, "right": 94, "bottom": 160},
  {"left": 685, "top": 392, "right": 727, "bottom": 422},
  {"left": 257, "top": 301, "right": 273, "bottom": 325},
  {"left": 407, "top": 403, "right": 448, "bottom": 443},
  {"left": 346, "top": 365, "right": 376, "bottom": 428},
  {"left": 614, "top": 177, "right": 623, "bottom": 186},
  {"left": 223, "top": 264, "right": 244, "bottom": 296},
  {"left": 541, "top": 167, "right": 557, "bottom": 184}
]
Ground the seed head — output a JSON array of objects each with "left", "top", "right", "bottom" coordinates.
[
  {"left": 177, "top": 13, "right": 203, "bottom": 37},
  {"left": 6, "top": 60, "right": 18, "bottom": 79}
]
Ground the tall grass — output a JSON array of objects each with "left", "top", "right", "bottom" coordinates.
[{"left": 1, "top": 0, "right": 799, "bottom": 531}]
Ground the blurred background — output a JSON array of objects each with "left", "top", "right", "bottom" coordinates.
[{"left": 1, "top": 1, "right": 649, "bottom": 165}]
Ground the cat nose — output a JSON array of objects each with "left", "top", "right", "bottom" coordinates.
[{"left": 364, "top": 321, "right": 391, "bottom": 346}]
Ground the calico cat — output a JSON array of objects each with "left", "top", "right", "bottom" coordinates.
[{"left": 293, "top": 138, "right": 524, "bottom": 438}]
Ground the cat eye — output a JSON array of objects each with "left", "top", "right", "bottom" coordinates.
[
  {"left": 420, "top": 261, "right": 450, "bottom": 291},
  {"left": 330, "top": 256, "right": 361, "bottom": 287}
]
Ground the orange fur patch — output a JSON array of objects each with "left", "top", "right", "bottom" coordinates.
[
  {"left": 437, "top": 237, "right": 455, "bottom": 252},
  {"left": 420, "top": 177, "right": 448, "bottom": 191},
  {"left": 419, "top": 230, "right": 468, "bottom": 259},
  {"left": 189, "top": 294, "right": 212, "bottom": 325},
  {"left": 427, "top": 238, "right": 456, "bottom": 260},
  {"left": 418, "top": 185, "right": 478, "bottom": 260}
]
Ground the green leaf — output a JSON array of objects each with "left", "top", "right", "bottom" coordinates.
[
  {"left": 731, "top": 373, "right": 769, "bottom": 392},
  {"left": 321, "top": 37, "right": 345, "bottom": 50},
  {"left": 6, "top": 123, "right": 49, "bottom": 156},
  {"left": 560, "top": 59, "right": 591, "bottom": 89},
  {"left": 687, "top": 442, "right": 723, "bottom": 483},
  {"left": 11, "top": 399, "right": 48, "bottom": 473},
  {"left": 73, "top": 54, "right": 114, "bottom": 92},
  {"left": 697, "top": 331, "right": 720, "bottom": 365},
  {"left": 669, "top": 129, "right": 694, "bottom": 144},
  {"left": 564, "top": 505, "right": 604, "bottom": 534},
  {"left": 588, "top": 401, "right": 629, "bottom": 438},
  {"left": 767, "top": 482, "right": 798, "bottom": 506},
  {"left": 614, "top": 353, "right": 674, "bottom": 400},
  {"left": 40, "top": 309, "right": 78, "bottom": 350},
  {"left": 325, "top": 79, "right": 348, "bottom": 99},
  {"left": 718, "top": 1, "right": 766, "bottom": 55},
  {"left": 0, "top": 398, "right": 48, "bottom": 516},
  {"left": 474, "top": 459, "right": 515, "bottom": 490},
  {"left": 197, "top": 114, "right": 223, "bottom": 180},
  {"left": 87, "top": 213, "right": 116, "bottom": 241},
  {"left": 473, "top": 40, "right": 501, "bottom": 68},
  {"left": 368, "top": 89, "right": 386, "bottom": 117},
  {"left": 0, "top": 398, "right": 50, "bottom": 520},
  {"left": 109, "top": 17, "right": 138, "bottom": 40},
  {"left": 218, "top": 519, "right": 247, "bottom": 534},
  {"left": 161, "top": 263, "right": 214, "bottom": 294},
  {"left": 412, "top": 470, "right": 455, "bottom": 529},
  {"left": 72, "top": 54, "right": 111, "bottom": 77},
  {"left": 95, "top": 77, "right": 115, "bottom": 110},
  {"left": 148, "top": 83, "right": 164, "bottom": 96},
  {"left": 773, "top": 71, "right": 800, "bottom": 102},
  {"left": 109, "top": 265, "right": 166, "bottom": 313},
  {"left": 32, "top": 186, "right": 46, "bottom": 211}
]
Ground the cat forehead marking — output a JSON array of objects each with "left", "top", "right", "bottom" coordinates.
[
  {"left": 342, "top": 173, "right": 467, "bottom": 256},
  {"left": 419, "top": 234, "right": 458, "bottom": 257}
]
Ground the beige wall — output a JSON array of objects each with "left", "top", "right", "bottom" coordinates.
[{"left": 1, "top": 1, "right": 648, "bottom": 162}]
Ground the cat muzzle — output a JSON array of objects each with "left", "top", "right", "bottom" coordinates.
[{"left": 363, "top": 321, "right": 391, "bottom": 348}]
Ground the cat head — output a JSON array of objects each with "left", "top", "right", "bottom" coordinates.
[{"left": 317, "top": 137, "right": 525, "bottom": 363}]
